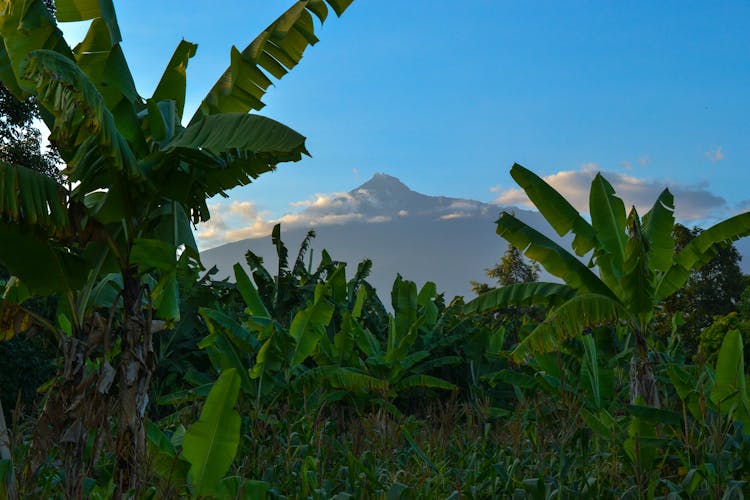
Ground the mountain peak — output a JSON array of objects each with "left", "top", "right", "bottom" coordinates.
[{"left": 354, "top": 173, "right": 412, "bottom": 195}]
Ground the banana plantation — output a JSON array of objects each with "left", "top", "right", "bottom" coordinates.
[{"left": 2, "top": 0, "right": 750, "bottom": 498}]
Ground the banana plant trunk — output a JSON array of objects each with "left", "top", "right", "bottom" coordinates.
[
  {"left": 27, "top": 269, "right": 154, "bottom": 498},
  {"left": 629, "top": 337, "right": 660, "bottom": 407},
  {"left": 28, "top": 314, "right": 111, "bottom": 498},
  {"left": 114, "top": 269, "right": 154, "bottom": 497}
]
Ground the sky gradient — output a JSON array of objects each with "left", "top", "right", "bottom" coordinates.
[{"left": 59, "top": 1, "right": 750, "bottom": 248}]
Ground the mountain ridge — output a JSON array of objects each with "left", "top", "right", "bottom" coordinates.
[{"left": 200, "top": 173, "right": 750, "bottom": 300}]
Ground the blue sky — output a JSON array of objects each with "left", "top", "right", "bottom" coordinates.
[{"left": 60, "top": 1, "right": 750, "bottom": 248}]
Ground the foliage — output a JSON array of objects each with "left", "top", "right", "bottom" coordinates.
[
  {"left": 470, "top": 242, "right": 543, "bottom": 349},
  {"left": 182, "top": 368, "right": 242, "bottom": 497},
  {"left": 0, "top": 83, "right": 61, "bottom": 180},
  {"left": 471, "top": 241, "right": 540, "bottom": 294},
  {"left": 0, "top": 0, "right": 355, "bottom": 495},
  {"left": 0, "top": 334, "right": 54, "bottom": 421},
  {"left": 467, "top": 163, "right": 750, "bottom": 407},
  {"left": 697, "top": 312, "right": 750, "bottom": 364},
  {"left": 0, "top": 5, "right": 748, "bottom": 495},
  {"left": 6, "top": 217, "right": 750, "bottom": 497},
  {"left": 653, "top": 224, "right": 746, "bottom": 357}
]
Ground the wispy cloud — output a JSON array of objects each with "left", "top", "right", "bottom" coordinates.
[
  {"left": 440, "top": 212, "right": 471, "bottom": 220},
  {"left": 368, "top": 215, "right": 391, "bottom": 223},
  {"left": 494, "top": 163, "right": 726, "bottom": 221},
  {"left": 196, "top": 190, "right": 387, "bottom": 248},
  {"left": 706, "top": 146, "right": 725, "bottom": 163}
]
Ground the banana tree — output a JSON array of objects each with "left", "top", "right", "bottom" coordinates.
[
  {"left": 0, "top": 0, "right": 353, "bottom": 495},
  {"left": 466, "top": 163, "right": 750, "bottom": 407}
]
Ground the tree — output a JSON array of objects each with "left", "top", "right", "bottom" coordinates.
[
  {"left": 653, "top": 223, "right": 746, "bottom": 357},
  {"left": 0, "top": 0, "right": 354, "bottom": 495},
  {"left": 470, "top": 243, "right": 540, "bottom": 347},
  {"left": 465, "top": 163, "right": 750, "bottom": 407},
  {"left": 0, "top": 84, "right": 60, "bottom": 180},
  {"left": 471, "top": 242, "right": 540, "bottom": 294}
]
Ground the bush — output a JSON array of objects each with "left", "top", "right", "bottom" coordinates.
[{"left": 695, "top": 311, "right": 750, "bottom": 363}]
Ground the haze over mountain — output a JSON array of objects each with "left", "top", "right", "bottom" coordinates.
[
  {"left": 201, "top": 174, "right": 750, "bottom": 301},
  {"left": 201, "top": 174, "right": 554, "bottom": 300}
]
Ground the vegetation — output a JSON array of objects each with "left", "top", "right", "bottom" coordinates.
[{"left": 2, "top": 1, "right": 750, "bottom": 499}]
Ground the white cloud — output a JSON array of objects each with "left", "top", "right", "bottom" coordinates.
[
  {"left": 440, "top": 212, "right": 470, "bottom": 220},
  {"left": 398, "top": 209, "right": 409, "bottom": 216},
  {"left": 228, "top": 201, "right": 259, "bottom": 218},
  {"left": 368, "top": 215, "right": 391, "bottom": 223},
  {"left": 196, "top": 202, "right": 270, "bottom": 248},
  {"left": 448, "top": 200, "right": 480, "bottom": 210},
  {"left": 196, "top": 190, "right": 369, "bottom": 248},
  {"left": 493, "top": 164, "right": 726, "bottom": 222},
  {"left": 290, "top": 192, "right": 356, "bottom": 209}
]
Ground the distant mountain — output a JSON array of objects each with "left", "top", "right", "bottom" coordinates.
[
  {"left": 200, "top": 173, "right": 558, "bottom": 301},
  {"left": 200, "top": 173, "right": 750, "bottom": 301}
]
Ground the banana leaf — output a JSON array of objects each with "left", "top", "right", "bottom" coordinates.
[
  {"left": 509, "top": 163, "right": 596, "bottom": 256},
  {"left": 496, "top": 212, "right": 614, "bottom": 298},
  {"left": 464, "top": 282, "right": 576, "bottom": 314},
  {"left": 191, "top": 0, "right": 354, "bottom": 120},
  {"left": 183, "top": 369, "right": 242, "bottom": 497},
  {"left": 512, "top": 294, "right": 633, "bottom": 363}
]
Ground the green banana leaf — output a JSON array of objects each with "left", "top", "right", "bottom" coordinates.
[
  {"left": 72, "top": 18, "right": 145, "bottom": 151},
  {"left": 463, "top": 282, "right": 576, "bottom": 314},
  {"left": 0, "top": 225, "right": 88, "bottom": 294},
  {"left": 151, "top": 270, "right": 180, "bottom": 322},
  {"left": 509, "top": 163, "right": 596, "bottom": 256},
  {"left": 656, "top": 212, "right": 750, "bottom": 300},
  {"left": 0, "top": 161, "right": 71, "bottom": 237},
  {"left": 182, "top": 368, "right": 242, "bottom": 497},
  {"left": 589, "top": 173, "right": 627, "bottom": 273},
  {"left": 234, "top": 263, "right": 270, "bottom": 318},
  {"left": 394, "top": 374, "right": 457, "bottom": 392},
  {"left": 496, "top": 212, "right": 614, "bottom": 298},
  {"left": 289, "top": 287, "right": 335, "bottom": 367},
  {"left": 201, "top": 307, "right": 260, "bottom": 353},
  {"left": 199, "top": 317, "right": 255, "bottom": 393},
  {"left": 130, "top": 238, "right": 176, "bottom": 273},
  {"left": 581, "top": 335, "right": 602, "bottom": 409},
  {"left": 0, "top": 1, "right": 73, "bottom": 99},
  {"left": 55, "top": 0, "right": 122, "bottom": 44},
  {"left": 512, "top": 294, "right": 633, "bottom": 363},
  {"left": 145, "top": 421, "right": 189, "bottom": 487},
  {"left": 641, "top": 188, "right": 675, "bottom": 272},
  {"left": 191, "top": 0, "right": 354, "bottom": 120},
  {"left": 391, "top": 276, "right": 418, "bottom": 340},
  {"left": 162, "top": 113, "right": 308, "bottom": 218},
  {"left": 151, "top": 40, "right": 198, "bottom": 120},
  {"left": 148, "top": 201, "right": 199, "bottom": 258},
  {"left": 293, "top": 366, "right": 387, "bottom": 392},
  {"left": 23, "top": 49, "right": 138, "bottom": 186},
  {"left": 621, "top": 209, "right": 654, "bottom": 323},
  {"left": 168, "top": 112, "right": 307, "bottom": 156},
  {"left": 711, "top": 329, "right": 750, "bottom": 429}
]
